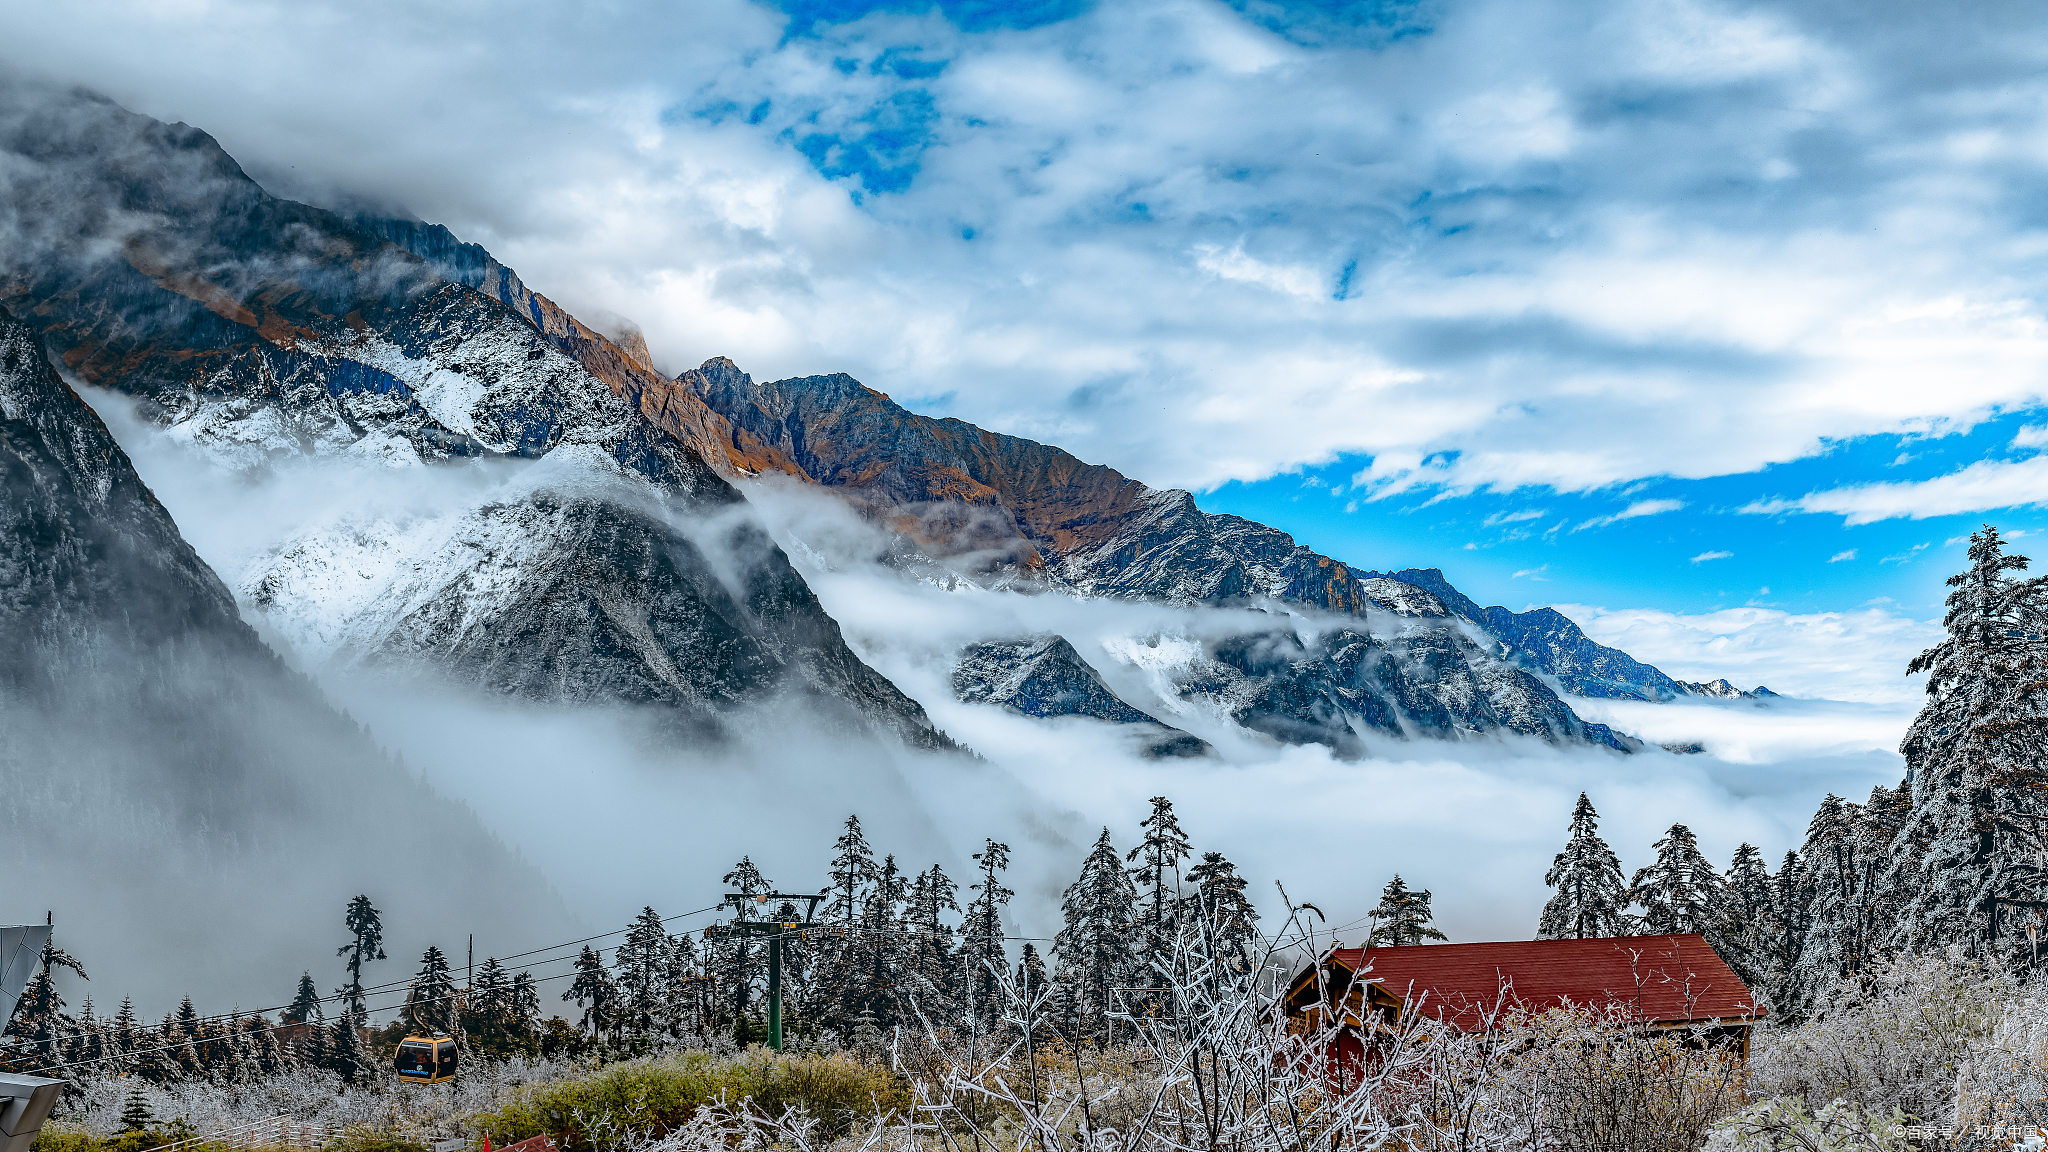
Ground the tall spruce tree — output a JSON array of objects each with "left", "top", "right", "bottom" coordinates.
[
  {"left": 4, "top": 935, "right": 87, "bottom": 1058},
  {"left": 956, "top": 839, "right": 1013, "bottom": 1028},
  {"left": 1889, "top": 525, "right": 2048, "bottom": 956},
  {"left": 1720, "top": 843, "right": 1776, "bottom": 984},
  {"left": 1790, "top": 790, "right": 1903, "bottom": 1010},
  {"left": 335, "top": 895, "right": 386, "bottom": 1022},
  {"left": 714, "top": 857, "right": 773, "bottom": 1027},
  {"left": 616, "top": 907, "right": 672, "bottom": 1040},
  {"left": 1538, "top": 793, "right": 1632, "bottom": 939},
  {"left": 284, "top": 972, "right": 323, "bottom": 1025},
  {"left": 404, "top": 946, "right": 460, "bottom": 1037},
  {"left": 1367, "top": 876, "right": 1447, "bottom": 947},
  {"left": 1126, "top": 796, "right": 1194, "bottom": 1008},
  {"left": 903, "top": 864, "right": 960, "bottom": 1015},
  {"left": 564, "top": 945, "right": 619, "bottom": 1044},
  {"left": 1051, "top": 829, "right": 1138, "bottom": 1038},
  {"left": 1186, "top": 851, "right": 1260, "bottom": 975},
  {"left": 1628, "top": 824, "right": 1726, "bottom": 935}
]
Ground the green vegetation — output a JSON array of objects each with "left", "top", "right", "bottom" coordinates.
[{"left": 472, "top": 1048, "right": 908, "bottom": 1152}]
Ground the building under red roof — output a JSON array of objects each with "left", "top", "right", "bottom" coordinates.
[{"left": 1282, "top": 933, "right": 1762, "bottom": 1051}]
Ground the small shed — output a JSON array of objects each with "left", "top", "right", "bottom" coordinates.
[{"left": 1281, "top": 933, "right": 1763, "bottom": 1054}]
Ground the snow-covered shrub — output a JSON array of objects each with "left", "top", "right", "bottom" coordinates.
[
  {"left": 1747, "top": 948, "right": 2013, "bottom": 1123},
  {"left": 1703, "top": 1097, "right": 1911, "bottom": 1151}
]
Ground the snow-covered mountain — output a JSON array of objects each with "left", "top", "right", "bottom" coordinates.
[
  {"left": 0, "top": 82, "right": 1764, "bottom": 777},
  {"left": 0, "top": 301, "right": 575, "bottom": 1010},
  {"left": 0, "top": 82, "right": 955, "bottom": 753}
]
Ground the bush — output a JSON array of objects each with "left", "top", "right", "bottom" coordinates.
[
  {"left": 470, "top": 1048, "right": 906, "bottom": 1152},
  {"left": 30, "top": 1123, "right": 102, "bottom": 1152}
]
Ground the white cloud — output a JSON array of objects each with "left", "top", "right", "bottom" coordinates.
[
  {"left": 1575, "top": 498, "right": 1687, "bottom": 532},
  {"left": 1743, "top": 456, "right": 2048, "bottom": 524},
  {"left": 1829, "top": 549, "right": 1856, "bottom": 561},
  {"left": 1484, "top": 508, "right": 1550, "bottom": 526},
  {"left": 1691, "top": 549, "right": 1733, "bottom": 563},
  {"left": 4, "top": 0, "right": 2046, "bottom": 499},
  {"left": 1551, "top": 601, "right": 1943, "bottom": 704},
  {"left": 2014, "top": 425, "right": 2048, "bottom": 447}
]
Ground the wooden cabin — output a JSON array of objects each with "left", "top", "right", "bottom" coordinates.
[{"left": 1281, "top": 932, "right": 1764, "bottom": 1056}]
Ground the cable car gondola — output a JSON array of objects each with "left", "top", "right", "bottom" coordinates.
[{"left": 394, "top": 1034, "right": 458, "bottom": 1084}]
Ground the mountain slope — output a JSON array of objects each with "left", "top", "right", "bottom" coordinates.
[
  {"left": 0, "top": 82, "right": 954, "bottom": 752},
  {"left": 674, "top": 362, "right": 1688, "bottom": 745},
  {"left": 0, "top": 302, "right": 574, "bottom": 1012},
  {"left": 952, "top": 636, "right": 1209, "bottom": 758}
]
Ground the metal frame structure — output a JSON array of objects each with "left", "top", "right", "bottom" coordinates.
[
  {"left": 1, "top": 923, "right": 64, "bottom": 1152},
  {"left": 705, "top": 892, "right": 823, "bottom": 1051}
]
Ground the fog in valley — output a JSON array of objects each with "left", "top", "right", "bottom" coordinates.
[{"left": 33, "top": 383, "right": 1923, "bottom": 1023}]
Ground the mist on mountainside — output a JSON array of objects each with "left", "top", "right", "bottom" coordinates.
[
  {"left": 74, "top": 367, "right": 1914, "bottom": 956},
  {"left": 0, "top": 308, "right": 577, "bottom": 1021}
]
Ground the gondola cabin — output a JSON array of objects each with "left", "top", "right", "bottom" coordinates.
[{"left": 394, "top": 1034, "right": 457, "bottom": 1084}]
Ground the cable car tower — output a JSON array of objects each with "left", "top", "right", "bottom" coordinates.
[{"left": 705, "top": 891, "right": 821, "bottom": 1051}]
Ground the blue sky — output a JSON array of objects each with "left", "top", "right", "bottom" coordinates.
[{"left": 8, "top": 0, "right": 2048, "bottom": 692}]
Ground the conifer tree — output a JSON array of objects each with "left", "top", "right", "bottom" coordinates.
[
  {"left": 1765, "top": 849, "right": 1811, "bottom": 1009},
  {"left": 335, "top": 895, "right": 386, "bottom": 1022},
  {"left": 4, "top": 935, "right": 87, "bottom": 1055},
  {"left": 1538, "top": 793, "right": 1631, "bottom": 939},
  {"left": 1627, "top": 824, "right": 1726, "bottom": 935},
  {"left": 1367, "top": 876, "right": 1448, "bottom": 946},
  {"left": 111, "top": 996, "right": 139, "bottom": 1056},
  {"left": 284, "top": 971, "right": 323, "bottom": 1026},
  {"left": 852, "top": 855, "right": 909, "bottom": 1026},
  {"left": 1126, "top": 796, "right": 1193, "bottom": 1009},
  {"left": 1720, "top": 842, "right": 1775, "bottom": 983},
  {"left": 903, "top": 864, "right": 961, "bottom": 1014},
  {"left": 956, "top": 839, "right": 1013, "bottom": 1029},
  {"left": 713, "top": 857, "right": 773, "bottom": 1027},
  {"left": 616, "top": 907, "right": 672, "bottom": 1041},
  {"left": 404, "top": 946, "right": 460, "bottom": 1037},
  {"left": 1790, "top": 790, "right": 1903, "bottom": 1008},
  {"left": 1888, "top": 526, "right": 2048, "bottom": 956},
  {"left": 1052, "top": 829, "right": 1138, "bottom": 1039},
  {"left": 119, "top": 1087, "right": 154, "bottom": 1132},
  {"left": 565, "top": 944, "right": 619, "bottom": 1044},
  {"left": 324, "top": 1015, "right": 373, "bottom": 1085},
  {"left": 663, "top": 935, "right": 703, "bottom": 1039},
  {"left": 1186, "top": 851, "right": 1260, "bottom": 974},
  {"left": 825, "top": 815, "right": 878, "bottom": 928}
]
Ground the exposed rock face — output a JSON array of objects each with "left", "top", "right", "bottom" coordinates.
[
  {"left": 0, "top": 303, "right": 573, "bottom": 1009},
  {"left": 1676, "top": 678, "right": 1776, "bottom": 701},
  {"left": 952, "top": 636, "right": 1208, "bottom": 758},
  {"left": 679, "top": 362, "right": 1649, "bottom": 750},
  {"left": 1177, "top": 627, "right": 1634, "bottom": 756},
  {"left": 1365, "top": 568, "right": 1692, "bottom": 702},
  {"left": 0, "top": 83, "right": 955, "bottom": 753}
]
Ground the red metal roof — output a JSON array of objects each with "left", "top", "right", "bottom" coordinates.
[{"left": 1330, "top": 934, "right": 1761, "bottom": 1031}]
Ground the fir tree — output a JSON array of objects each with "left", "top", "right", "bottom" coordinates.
[
  {"left": 1720, "top": 842, "right": 1776, "bottom": 984},
  {"left": 1367, "top": 876, "right": 1447, "bottom": 947},
  {"left": 119, "top": 1087, "right": 154, "bottom": 1132},
  {"left": 284, "top": 972, "right": 323, "bottom": 1026},
  {"left": 404, "top": 946, "right": 460, "bottom": 1037},
  {"left": 4, "top": 935, "right": 87, "bottom": 1056},
  {"left": 335, "top": 895, "right": 386, "bottom": 1022},
  {"left": 825, "top": 815, "right": 878, "bottom": 928},
  {"left": 854, "top": 855, "right": 910, "bottom": 1027},
  {"left": 324, "top": 1015, "right": 374, "bottom": 1085},
  {"left": 564, "top": 945, "right": 619, "bottom": 1043},
  {"left": 903, "top": 864, "right": 961, "bottom": 1015},
  {"left": 1886, "top": 527, "right": 2048, "bottom": 956},
  {"left": 713, "top": 857, "right": 772, "bottom": 1026},
  {"left": 1126, "top": 796, "right": 1194, "bottom": 1009},
  {"left": 1790, "top": 790, "right": 1902, "bottom": 1009},
  {"left": 1186, "top": 851, "right": 1260, "bottom": 974},
  {"left": 111, "top": 996, "right": 139, "bottom": 1056},
  {"left": 1628, "top": 824, "right": 1726, "bottom": 935},
  {"left": 1538, "top": 793, "right": 1631, "bottom": 939},
  {"left": 1051, "top": 829, "right": 1138, "bottom": 1039},
  {"left": 616, "top": 907, "right": 672, "bottom": 1040},
  {"left": 956, "top": 839, "right": 1013, "bottom": 1029}
]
